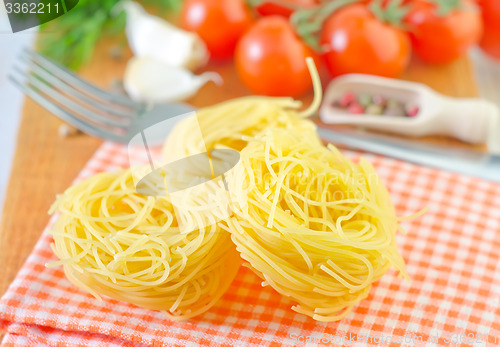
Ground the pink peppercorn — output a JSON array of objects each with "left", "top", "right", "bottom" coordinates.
[
  {"left": 348, "top": 102, "right": 364, "bottom": 114},
  {"left": 338, "top": 91, "right": 356, "bottom": 107},
  {"left": 406, "top": 105, "right": 419, "bottom": 117}
]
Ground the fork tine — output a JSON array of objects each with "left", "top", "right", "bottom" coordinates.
[
  {"left": 20, "top": 54, "right": 138, "bottom": 119},
  {"left": 9, "top": 74, "right": 129, "bottom": 143},
  {"left": 12, "top": 65, "right": 130, "bottom": 129},
  {"left": 23, "top": 49, "right": 139, "bottom": 109},
  {"left": 8, "top": 75, "right": 128, "bottom": 142}
]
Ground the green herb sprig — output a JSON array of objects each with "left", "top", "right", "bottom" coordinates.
[{"left": 38, "top": 0, "right": 183, "bottom": 70}]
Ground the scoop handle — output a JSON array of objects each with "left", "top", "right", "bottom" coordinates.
[{"left": 438, "top": 98, "right": 499, "bottom": 145}]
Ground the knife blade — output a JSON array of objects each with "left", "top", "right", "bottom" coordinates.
[{"left": 317, "top": 126, "right": 500, "bottom": 184}]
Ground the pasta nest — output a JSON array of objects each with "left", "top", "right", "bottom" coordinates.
[
  {"left": 49, "top": 169, "right": 240, "bottom": 321},
  {"left": 225, "top": 128, "right": 408, "bottom": 322}
]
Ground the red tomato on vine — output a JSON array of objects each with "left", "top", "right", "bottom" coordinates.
[
  {"left": 404, "top": 0, "right": 483, "bottom": 64},
  {"left": 254, "top": 0, "right": 319, "bottom": 18},
  {"left": 180, "top": 0, "right": 254, "bottom": 60},
  {"left": 478, "top": 0, "right": 500, "bottom": 60},
  {"left": 235, "top": 16, "right": 319, "bottom": 97},
  {"left": 320, "top": 2, "right": 411, "bottom": 78}
]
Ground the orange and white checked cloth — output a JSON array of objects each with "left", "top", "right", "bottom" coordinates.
[{"left": 0, "top": 141, "right": 499, "bottom": 346}]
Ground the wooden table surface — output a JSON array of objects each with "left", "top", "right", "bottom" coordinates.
[{"left": 0, "top": 38, "right": 479, "bottom": 297}]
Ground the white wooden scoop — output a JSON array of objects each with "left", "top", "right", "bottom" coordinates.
[{"left": 320, "top": 74, "right": 500, "bottom": 154}]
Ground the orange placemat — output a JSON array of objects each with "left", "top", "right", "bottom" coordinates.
[{"left": 0, "top": 142, "right": 499, "bottom": 346}]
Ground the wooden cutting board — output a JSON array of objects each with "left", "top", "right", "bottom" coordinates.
[{"left": 0, "top": 37, "right": 479, "bottom": 297}]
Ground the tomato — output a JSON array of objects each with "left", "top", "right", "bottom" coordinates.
[
  {"left": 235, "top": 16, "right": 319, "bottom": 97},
  {"left": 255, "top": 0, "right": 318, "bottom": 18},
  {"left": 180, "top": 0, "right": 254, "bottom": 60},
  {"left": 320, "top": 3, "right": 411, "bottom": 78},
  {"left": 404, "top": 0, "right": 482, "bottom": 64},
  {"left": 478, "top": 0, "right": 500, "bottom": 59}
]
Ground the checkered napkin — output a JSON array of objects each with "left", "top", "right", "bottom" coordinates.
[{"left": 0, "top": 141, "right": 499, "bottom": 346}]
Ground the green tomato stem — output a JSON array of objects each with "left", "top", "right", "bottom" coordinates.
[
  {"left": 369, "top": 0, "right": 410, "bottom": 28},
  {"left": 290, "top": 0, "right": 361, "bottom": 51},
  {"left": 427, "top": 0, "right": 463, "bottom": 16}
]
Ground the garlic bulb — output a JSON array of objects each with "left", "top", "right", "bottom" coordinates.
[
  {"left": 124, "top": 57, "right": 222, "bottom": 103},
  {"left": 116, "top": 1, "right": 209, "bottom": 71}
]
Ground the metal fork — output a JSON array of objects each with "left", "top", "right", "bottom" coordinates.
[{"left": 9, "top": 50, "right": 195, "bottom": 144}]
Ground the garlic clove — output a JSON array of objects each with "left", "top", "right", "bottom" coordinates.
[
  {"left": 186, "top": 34, "right": 210, "bottom": 71},
  {"left": 116, "top": 1, "right": 209, "bottom": 71},
  {"left": 124, "top": 57, "right": 222, "bottom": 103}
]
